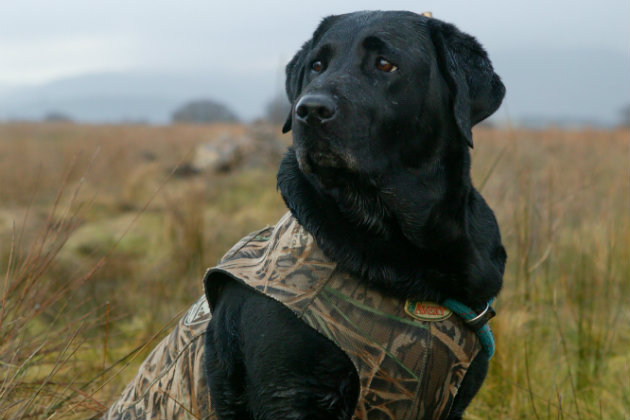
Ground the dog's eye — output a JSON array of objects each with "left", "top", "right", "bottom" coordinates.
[
  {"left": 311, "top": 60, "right": 323, "bottom": 73},
  {"left": 376, "top": 57, "right": 398, "bottom": 73}
]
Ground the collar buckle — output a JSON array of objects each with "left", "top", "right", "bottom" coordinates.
[{"left": 465, "top": 302, "right": 496, "bottom": 331}]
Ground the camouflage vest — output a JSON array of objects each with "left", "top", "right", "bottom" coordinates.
[{"left": 103, "top": 213, "right": 481, "bottom": 420}]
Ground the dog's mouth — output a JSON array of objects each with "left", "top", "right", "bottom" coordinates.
[
  {"left": 296, "top": 148, "right": 344, "bottom": 172},
  {"left": 288, "top": 145, "right": 392, "bottom": 236},
  {"left": 294, "top": 147, "right": 352, "bottom": 191}
]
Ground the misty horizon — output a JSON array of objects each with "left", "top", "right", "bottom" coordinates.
[
  {"left": 1, "top": 0, "right": 628, "bottom": 127},
  {"left": 1, "top": 46, "right": 628, "bottom": 128}
]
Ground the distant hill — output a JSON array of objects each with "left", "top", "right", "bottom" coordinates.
[
  {"left": 0, "top": 71, "right": 277, "bottom": 124},
  {"left": 0, "top": 48, "right": 627, "bottom": 127}
]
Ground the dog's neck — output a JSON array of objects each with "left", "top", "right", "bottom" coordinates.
[{"left": 277, "top": 149, "right": 503, "bottom": 309}]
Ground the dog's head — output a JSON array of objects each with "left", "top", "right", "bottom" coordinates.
[
  {"left": 282, "top": 11, "right": 504, "bottom": 191},
  {"left": 278, "top": 11, "right": 506, "bottom": 305}
]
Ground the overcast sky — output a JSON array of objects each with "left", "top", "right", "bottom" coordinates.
[
  {"left": 1, "top": 0, "right": 628, "bottom": 85},
  {"left": 0, "top": 0, "right": 628, "bottom": 124}
]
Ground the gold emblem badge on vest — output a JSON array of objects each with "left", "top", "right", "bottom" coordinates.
[{"left": 404, "top": 300, "right": 452, "bottom": 321}]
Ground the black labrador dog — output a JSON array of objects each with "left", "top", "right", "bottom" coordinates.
[{"left": 205, "top": 10, "right": 506, "bottom": 420}]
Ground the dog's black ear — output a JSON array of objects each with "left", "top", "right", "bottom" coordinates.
[
  {"left": 282, "top": 40, "right": 310, "bottom": 133},
  {"left": 282, "top": 15, "right": 340, "bottom": 133},
  {"left": 428, "top": 18, "right": 505, "bottom": 147}
]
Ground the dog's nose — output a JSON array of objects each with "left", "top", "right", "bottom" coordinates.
[{"left": 295, "top": 94, "right": 337, "bottom": 124}]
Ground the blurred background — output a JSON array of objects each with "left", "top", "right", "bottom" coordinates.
[
  {"left": 0, "top": 0, "right": 629, "bottom": 127},
  {"left": 0, "top": 1, "right": 628, "bottom": 419}
]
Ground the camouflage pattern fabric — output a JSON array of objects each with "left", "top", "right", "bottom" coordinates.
[
  {"left": 104, "top": 213, "right": 481, "bottom": 419},
  {"left": 101, "top": 229, "right": 266, "bottom": 420},
  {"left": 102, "top": 294, "right": 215, "bottom": 420},
  {"left": 205, "top": 212, "right": 482, "bottom": 419}
]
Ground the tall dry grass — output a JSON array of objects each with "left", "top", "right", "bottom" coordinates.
[
  {"left": 470, "top": 127, "right": 629, "bottom": 419},
  {"left": 0, "top": 159, "right": 111, "bottom": 418},
  {"left": 0, "top": 122, "right": 627, "bottom": 419}
]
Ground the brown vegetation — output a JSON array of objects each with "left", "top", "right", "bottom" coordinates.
[{"left": 0, "top": 122, "right": 627, "bottom": 419}]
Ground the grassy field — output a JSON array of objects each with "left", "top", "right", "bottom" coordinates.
[{"left": 0, "top": 122, "right": 628, "bottom": 419}]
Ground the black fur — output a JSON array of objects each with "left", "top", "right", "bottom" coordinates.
[
  {"left": 206, "top": 11, "right": 506, "bottom": 420},
  {"left": 206, "top": 280, "right": 359, "bottom": 420}
]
